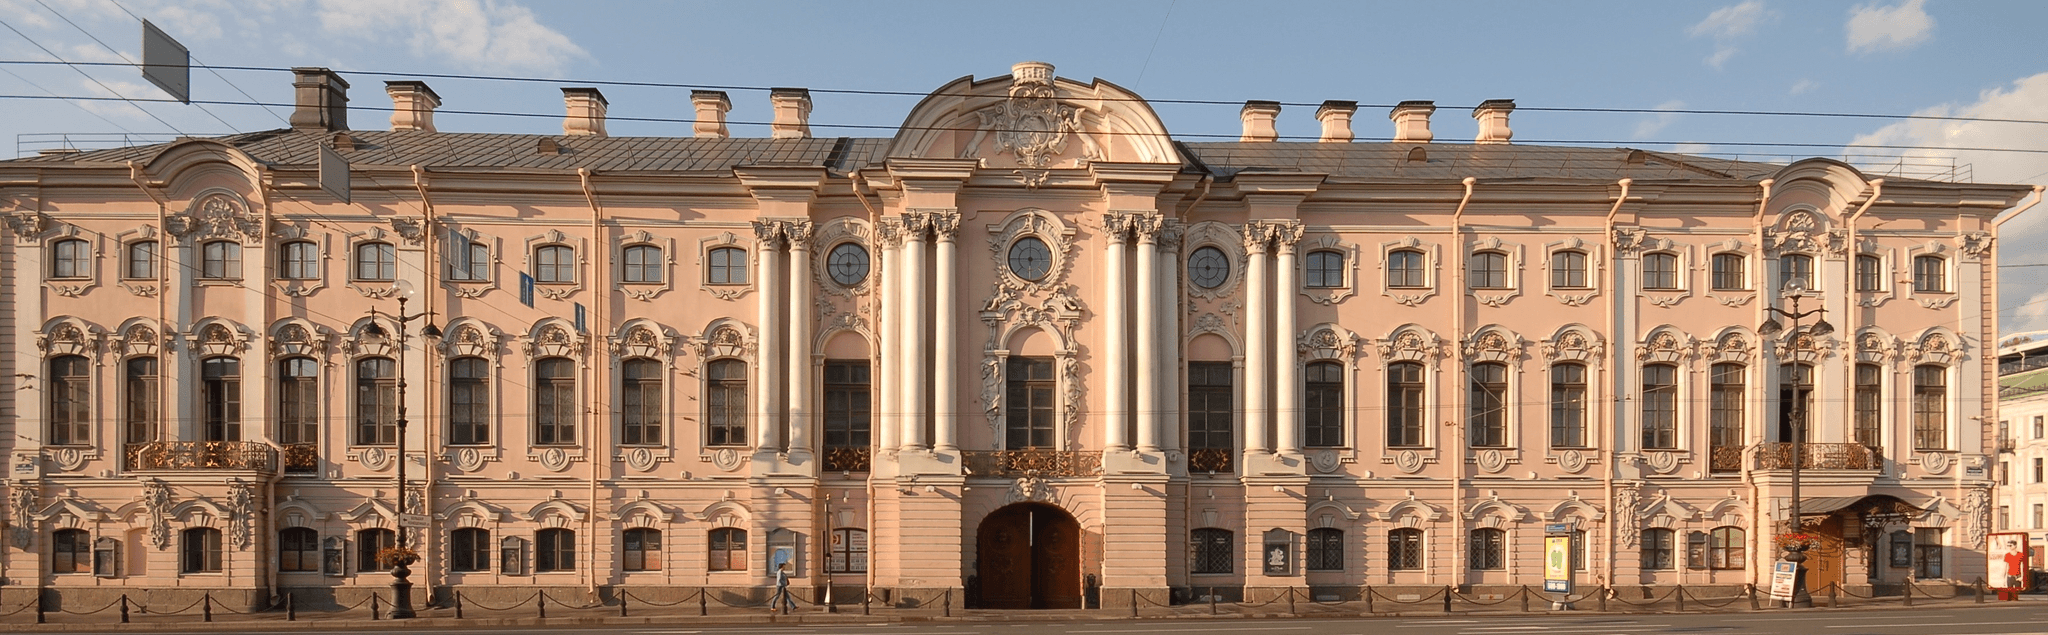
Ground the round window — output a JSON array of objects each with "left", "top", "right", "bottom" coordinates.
[
  {"left": 1187, "top": 246, "right": 1230, "bottom": 289},
  {"left": 1008, "top": 236, "right": 1053, "bottom": 282},
  {"left": 827, "top": 243, "right": 870, "bottom": 286}
]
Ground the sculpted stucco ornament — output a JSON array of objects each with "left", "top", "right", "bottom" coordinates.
[
  {"left": 962, "top": 62, "right": 1102, "bottom": 168},
  {"left": 9, "top": 483, "right": 36, "bottom": 548},
  {"left": 167, "top": 194, "right": 262, "bottom": 241},
  {"left": 3, "top": 211, "right": 48, "bottom": 242},
  {"left": 226, "top": 479, "right": 255, "bottom": 549},
  {"left": 142, "top": 479, "right": 172, "bottom": 549}
]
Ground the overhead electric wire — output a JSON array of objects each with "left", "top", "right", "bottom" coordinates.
[
  {"left": 28, "top": 0, "right": 240, "bottom": 134},
  {"left": 0, "top": 19, "right": 187, "bottom": 135},
  {"left": 99, "top": 0, "right": 290, "bottom": 127},
  {"left": 0, "top": 66, "right": 133, "bottom": 134}
]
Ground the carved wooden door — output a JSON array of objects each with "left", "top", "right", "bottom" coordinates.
[
  {"left": 1808, "top": 516, "right": 1846, "bottom": 591},
  {"left": 1033, "top": 509, "right": 1082, "bottom": 609},
  {"left": 977, "top": 505, "right": 1034, "bottom": 609}
]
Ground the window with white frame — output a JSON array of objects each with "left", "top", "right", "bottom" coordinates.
[
  {"left": 200, "top": 241, "right": 241, "bottom": 280},
  {"left": 1710, "top": 253, "right": 1745, "bottom": 291},
  {"left": 1913, "top": 255, "right": 1947, "bottom": 292},
  {"left": 1468, "top": 251, "right": 1509, "bottom": 289},
  {"left": 1387, "top": 249, "right": 1427, "bottom": 288},
  {"left": 1550, "top": 250, "right": 1588, "bottom": 289},
  {"left": 1642, "top": 252, "right": 1679, "bottom": 290},
  {"left": 51, "top": 238, "right": 90, "bottom": 279},
  {"left": 280, "top": 241, "right": 319, "bottom": 280},
  {"left": 124, "top": 240, "right": 156, "bottom": 279},
  {"left": 354, "top": 242, "right": 396, "bottom": 281}
]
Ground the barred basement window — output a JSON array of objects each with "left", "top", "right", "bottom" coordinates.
[
  {"left": 1388, "top": 528, "right": 1424, "bottom": 570},
  {"left": 1468, "top": 528, "right": 1505, "bottom": 570},
  {"left": 451, "top": 528, "right": 490, "bottom": 572},
  {"left": 1191, "top": 528, "right": 1233, "bottom": 574},
  {"left": 1306, "top": 527, "right": 1344, "bottom": 571}
]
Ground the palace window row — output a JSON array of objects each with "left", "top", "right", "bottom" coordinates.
[
  {"left": 83, "top": 238, "right": 747, "bottom": 287},
  {"left": 244, "top": 526, "right": 858, "bottom": 576},
  {"left": 1182, "top": 526, "right": 1748, "bottom": 574}
]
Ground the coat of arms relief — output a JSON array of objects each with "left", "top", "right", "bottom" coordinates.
[{"left": 959, "top": 62, "right": 1105, "bottom": 169}]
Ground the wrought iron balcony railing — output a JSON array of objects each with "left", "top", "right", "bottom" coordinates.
[
  {"left": 282, "top": 443, "right": 319, "bottom": 473},
  {"left": 1188, "top": 448, "right": 1233, "bottom": 474},
  {"left": 963, "top": 450, "right": 1102, "bottom": 478},
  {"left": 1709, "top": 445, "right": 1744, "bottom": 473},
  {"left": 823, "top": 446, "right": 871, "bottom": 473},
  {"left": 1754, "top": 442, "right": 1879, "bottom": 470},
  {"left": 124, "top": 441, "right": 277, "bottom": 474}
]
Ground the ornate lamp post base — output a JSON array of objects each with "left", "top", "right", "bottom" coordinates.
[
  {"left": 1783, "top": 546, "right": 1813, "bottom": 608},
  {"left": 389, "top": 560, "right": 418, "bottom": 619}
]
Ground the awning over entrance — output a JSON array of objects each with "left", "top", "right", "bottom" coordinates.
[{"left": 1797, "top": 494, "right": 1927, "bottom": 517}]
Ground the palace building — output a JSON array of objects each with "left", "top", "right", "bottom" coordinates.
[{"left": 0, "top": 62, "right": 2034, "bottom": 609}]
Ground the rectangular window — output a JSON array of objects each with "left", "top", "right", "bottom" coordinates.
[
  {"left": 1387, "top": 250, "right": 1426, "bottom": 288},
  {"left": 1469, "top": 364, "right": 1507, "bottom": 448},
  {"left": 536, "top": 529, "right": 575, "bottom": 573},
  {"left": 1708, "top": 527, "right": 1745, "bottom": 570},
  {"left": 201, "top": 241, "right": 241, "bottom": 280},
  {"left": 1711, "top": 253, "right": 1745, "bottom": 291},
  {"left": 1469, "top": 252, "right": 1508, "bottom": 290},
  {"left": 451, "top": 528, "right": 490, "bottom": 572},
  {"left": 1468, "top": 529, "right": 1505, "bottom": 570},
  {"left": 2036, "top": 504, "right": 2044, "bottom": 529},
  {"left": 52, "top": 530, "right": 89, "bottom": 574},
  {"left": 1550, "top": 363, "right": 1586, "bottom": 448},
  {"left": 1191, "top": 529, "right": 1233, "bottom": 574},
  {"left": 708, "top": 529, "right": 746, "bottom": 572},
  {"left": 279, "top": 528, "right": 319, "bottom": 572},
  {"left": 2036, "top": 415, "right": 2044, "bottom": 439},
  {"left": 1304, "top": 361, "right": 1344, "bottom": 447},
  {"left": 1005, "top": 357, "right": 1056, "bottom": 449},
  {"left": 822, "top": 360, "right": 872, "bottom": 451},
  {"left": 48, "top": 356, "right": 91, "bottom": 446},
  {"left": 1641, "top": 529, "right": 1674, "bottom": 570},
  {"left": 1642, "top": 253, "right": 1679, "bottom": 290},
  {"left": 1779, "top": 363, "right": 1812, "bottom": 443},
  {"left": 278, "top": 358, "right": 319, "bottom": 447},
  {"left": 1856, "top": 255, "right": 1883, "bottom": 292},
  {"left": 1999, "top": 506, "right": 2010, "bottom": 531},
  {"left": 1913, "top": 256, "right": 1946, "bottom": 292},
  {"left": 1187, "top": 362, "right": 1234, "bottom": 472},
  {"left": 2036, "top": 457, "right": 2043, "bottom": 483},
  {"left": 125, "top": 357, "right": 158, "bottom": 447},
  {"left": 449, "top": 357, "right": 490, "bottom": 445},
  {"left": 535, "top": 245, "right": 575, "bottom": 284},
  {"left": 620, "top": 359, "right": 663, "bottom": 445},
  {"left": 1550, "top": 251, "right": 1587, "bottom": 289},
  {"left": 1912, "top": 365, "right": 1946, "bottom": 450},
  {"left": 1641, "top": 364, "right": 1678, "bottom": 450},
  {"left": 201, "top": 358, "right": 241, "bottom": 442},
  {"left": 1779, "top": 254, "right": 1814, "bottom": 290},
  {"left": 181, "top": 529, "right": 222, "bottom": 574},
  {"left": 828, "top": 528, "right": 868, "bottom": 574},
  {"left": 1388, "top": 529, "right": 1423, "bottom": 571},
  {"left": 706, "top": 359, "right": 748, "bottom": 446},
  {"left": 125, "top": 241, "right": 156, "bottom": 279},
  {"left": 1387, "top": 362, "right": 1426, "bottom": 448},
  {"left": 1709, "top": 364, "right": 1744, "bottom": 461},
  {"left": 622, "top": 528, "right": 661, "bottom": 572},
  {"left": 1854, "top": 363, "right": 1882, "bottom": 453},
  {"left": 357, "top": 529, "right": 395, "bottom": 572},
  {"left": 708, "top": 247, "right": 747, "bottom": 285},
  {"left": 354, "top": 358, "right": 397, "bottom": 446},
  {"left": 535, "top": 358, "right": 578, "bottom": 446},
  {"left": 1913, "top": 528, "right": 1943, "bottom": 579},
  {"left": 1306, "top": 528, "right": 1344, "bottom": 571}
]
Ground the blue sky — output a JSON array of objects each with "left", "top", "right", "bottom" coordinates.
[{"left": 3, "top": 0, "right": 2047, "bottom": 332}]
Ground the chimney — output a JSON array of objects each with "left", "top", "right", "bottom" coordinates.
[
  {"left": 1472, "top": 99, "right": 1515, "bottom": 145},
  {"left": 1239, "top": 100, "right": 1280, "bottom": 142},
  {"left": 289, "top": 67, "right": 349, "bottom": 132},
  {"left": 1390, "top": 100, "right": 1436, "bottom": 143},
  {"left": 692, "top": 90, "right": 732, "bottom": 139},
  {"left": 770, "top": 88, "right": 811, "bottom": 139},
  {"left": 1315, "top": 100, "right": 1357, "bottom": 143},
  {"left": 385, "top": 81, "right": 440, "bottom": 132},
  {"left": 561, "top": 87, "right": 608, "bottom": 137}
]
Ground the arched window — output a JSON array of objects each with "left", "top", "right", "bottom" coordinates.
[
  {"left": 708, "top": 528, "right": 746, "bottom": 572},
  {"left": 449, "top": 357, "right": 490, "bottom": 445},
  {"left": 1187, "top": 362, "right": 1233, "bottom": 471},
  {"left": 51, "top": 238, "right": 90, "bottom": 278},
  {"left": 1388, "top": 528, "right": 1424, "bottom": 570},
  {"left": 1468, "top": 528, "right": 1506, "bottom": 570},
  {"left": 1913, "top": 364, "right": 1947, "bottom": 450},
  {"left": 1469, "top": 363, "right": 1508, "bottom": 447},
  {"left": 1642, "top": 253, "right": 1679, "bottom": 290},
  {"left": 623, "top": 244, "right": 662, "bottom": 283},
  {"left": 48, "top": 354, "right": 90, "bottom": 445},
  {"left": 1711, "top": 253, "right": 1746, "bottom": 291},
  {"left": 125, "top": 356, "right": 158, "bottom": 445},
  {"left": 1707, "top": 526, "right": 1745, "bottom": 570},
  {"left": 535, "top": 244, "right": 575, "bottom": 283},
  {"left": 449, "top": 239, "right": 490, "bottom": 281},
  {"left": 536, "top": 528, "right": 575, "bottom": 572},
  {"left": 278, "top": 527, "right": 319, "bottom": 572},
  {"left": 707, "top": 246, "right": 747, "bottom": 285},
  {"left": 535, "top": 357, "right": 578, "bottom": 446},
  {"left": 356, "top": 528, "right": 395, "bottom": 572},
  {"left": 1913, "top": 255, "right": 1946, "bottom": 292},
  {"left": 124, "top": 240, "right": 156, "bottom": 279},
  {"left": 1550, "top": 362, "right": 1587, "bottom": 448},
  {"left": 1005, "top": 356, "right": 1056, "bottom": 449},
  {"left": 706, "top": 359, "right": 748, "bottom": 447},
  {"left": 1305, "top": 250, "right": 1345, "bottom": 288},
  {"left": 181, "top": 527, "right": 221, "bottom": 573},
  {"left": 1468, "top": 251, "right": 1508, "bottom": 289},
  {"left": 279, "top": 240, "right": 319, "bottom": 280},
  {"left": 620, "top": 358, "right": 663, "bottom": 445},
  {"left": 1779, "top": 254, "right": 1814, "bottom": 290},
  {"left": 823, "top": 360, "right": 872, "bottom": 471},
  {"left": 1641, "top": 363, "right": 1678, "bottom": 449},
  {"left": 1306, "top": 527, "right": 1344, "bottom": 571},
  {"left": 200, "top": 357, "right": 240, "bottom": 442},
  {"left": 1304, "top": 361, "right": 1344, "bottom": 447},
  {"left": 622, "top": 528, "right": 661, "bottom": 572},
  {"left": 1640, "top": 528, "right": 1675, "bottom": 570},
  {"left": 1550, "top": 250, "right": 1588, "bottom": 289},
  {"left": 353, "top": 242, "right": 395, "bottom": 281},
  {"left": 1191, "top": 528, "right": 1233, "bottom": 574},
  {"left": 1387, "top": 249, "right": 1426, "bottom": 288},
  {"left": 52, "top": 528, "right": 90, "bottom": 573},
  {"left": 451, "top": 527, "right": 490, "bottom": 572},
  {"left": 828, "top": 528, "right": 868, "bottom": 573},
  {"left": 1778, "top": 362, "right": 1814, "bottom": 443},
  {"left": 354, "top": 357, "right": 397, "bottom": 446},
  {"left": 278, "top": 357, "right": 318, "bottom": 447},
  {"left": 1856, "top": 254, "right": 1883, "bottom": 292},
  {"left": 200, "top": 240, "right": 241, "bottom": 280},
  {"left": 1855, "top": 363, "right": 1883, "bottom": 452},
  {"left": 1387, "top": 362, "right": 1426, "bottom": 448},
  {"left": 1710, "top": 363, "right": 1744, "bottom": 471}
]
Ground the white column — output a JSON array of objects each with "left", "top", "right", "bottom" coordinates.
[
  {"left": 1243, "top": 224, "right": 1271, "bottom": 454},
  {"left": 1159, "top": 222, "right": 1183, "bottom": 453},
  {"left": 786, "top": 221, "right": 815, "bottom": 458},
  {"left": 1134, "top": 216, "right": 1161, "bottom": 452},
  {"left": 932, "top": 212, "right": 961, "bottom": 452},
  {"left": 753, "top": 221, "right": 783, "bottom": 450},
  {"left": 877, "top": 221, "right": 901, "bottom": 453},
  {"left": 1274, "top": 224, "right": 1302, "bottom": 455},
  {"left": 900, "top": 213, "right": 930, "bottom": 451},
  {"left": 1103, "top": 214, "right": 1132, "bottom": 451}
]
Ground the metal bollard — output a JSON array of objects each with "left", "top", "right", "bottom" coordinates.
[
  {"left": 121, "top": 594, "right": 131, "bottom": 623},
  {"left": 1364, "top": 586, "right": 1374, "bottom": 614},
  {"left": 1903, "top": 583, "right": 1913, "bottom": 607},
  {"left": 34, "top": 594, "right": 43, "bottom": 624},
  {"left": 1130, "top": 589, "right": 1138, "bottom": 617},
  {"left": 860, "top": 590, "right": 869, "bottom": 616},
  {"left": 1747, "top": 584, "right": 1759, "bottom": 610},
  {"left": 454, "top": 590, "right": 464, "bottom": 619},
  {"left": 537, "top": 592, "right": 547, "bottom": 619},
  {"left": 1209, "top": 587, "right": 1217, "bottom": 615},
  {"left": 621, "top": 591, "right": 630, "bottom": 617},
  {"left": 1675, "top": 586, "right": 1685, "bottom": 612},
  {"left": 1828, "top": 584, "right": 1838, "bottom": 608},
  {"left": 286, "top": 593, "right": 295, "bottom": 621},
  {"left": 945, "top": 589, "right": 953, "bottom": 618},
  {"left": 1288, "top": 587, "right": 1297, "bottom": 615},
  {"left": 203, "top": 592, "right": 213, "bottom": 622},
  {"left": 1975, "top": 579, "right": 1986, "bottom": 604},
  {"left": 1598, "top": 587, "right": 1609, "bottom": 612},
  {"left": 371, "top": 593, "right": 380, "bottom": 620},
  {"left": 1521, "top": 586, "right": 1530, "bottom": 612},
  {"left": 1443, "top": 585, "right": 1453, "bottom": 613},
  {"left": 702, "top": 588, "right": 711, "bottom": 616}
]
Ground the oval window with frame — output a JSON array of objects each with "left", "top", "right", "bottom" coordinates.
[
  {"left": 1188, "top": 245, "right": 1230, "bottom": 289},
  {"left": 827, "top": 242, "right": 870, "bottom": 286},
  {"left": 1008, "top": 236, "right": 1053, "bottom": 282}
]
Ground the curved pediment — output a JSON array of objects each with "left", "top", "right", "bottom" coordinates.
[{"left": 888, "top": 62, "right": 1179, "bottom": 168}]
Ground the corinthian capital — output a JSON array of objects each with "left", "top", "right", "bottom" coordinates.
[
  {"left": 926, "top": 210, "right": 961, "bottom": 241},
  {"left": 1130, "top": 214, "right": 1162, "bottom": 244},
  {"left": 750, "top": 220, "right": 785, "bottom": 248},
  {"left": 1101, "top": 212, "right": 1139, "bottom": 244},
  {"left": 1270, "top": 221, "right": 1304, "bottom": 253},
  {"left": 1242, "top": 221, "right": 1274, "bottom": 255},
  {"left": 783, "top": 220, "right": 815, "bottom": 248}
]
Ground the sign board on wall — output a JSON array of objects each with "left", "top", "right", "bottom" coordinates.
[{"left": 1989, "top": 531, "right": 2031, "bottom": 590}]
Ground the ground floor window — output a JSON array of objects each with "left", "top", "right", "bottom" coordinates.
[
  {"left": 1388, "top": 528, "right": 1424, "bottom": 570},
  {"left": 1192, "top": 528, "right": 1232, "bottom": 574},
  {"left": 1469, "top": 528, "right": 1505, "bottom": 570}
]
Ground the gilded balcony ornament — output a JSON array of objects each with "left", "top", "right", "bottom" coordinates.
[
  {"left": 823, "top": 446, "right": 871, "bottom": 473},
  {"left": 1753, "top": 443, "right": 1878, "bottom": 470},
  {"left": 283, "top": 443, "right": 319, "bottom": 473},
  {"left": 124, "top": 441, "right": 278, "bottom": 474},
  {"left": 1187, "top": 448, "right": 1232, "bottom": 474},
  {"left": 963, "top": 450, "right": 1102, "bottom": 478}
]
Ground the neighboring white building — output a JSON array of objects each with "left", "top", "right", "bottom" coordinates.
[{"left": 1995, "top": 332, "right": 2048, "bottom": 573}]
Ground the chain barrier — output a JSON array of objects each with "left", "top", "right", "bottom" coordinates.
[
  {"left": 138, "top": 597, "right": 207, "bottom": 616},
  {"left": 707, "top": 589, "right": 770, "bottom": 608},
  {"left": 52, "top": 597, "right": 128, "bottom": 616},
  {"left": 460, "top": 591, "right": 542, "bottom": 612},
  {"left": 619, "top": 588, "right": 703, "bottom": 608},
  {"left": 1676, "top": 585, "right": 1747, "bottom": 608},
  {"left": 1363, "top": 586, "right": 1450, "bottom": 604},
  {"left": 538, "top": 591, "right": 607, "bottom": 611},
  {"left": 1604, "top": 586, "right": 1680, "bottom": 607},
  {"left": 1225, "top": 589, "right": 1293, "bottom": 608},
  {"left": 1448, "top": 587, "right": 1524, "bottom": 607},
  {"left": 1909, "top": 583, "right": 1961, "bottom": 599},
  {"left": 205, "top": 594, "right": 283, "bottom": 616},
  {"left": 0, "top": 600, "right": 34, "bottom": 618}
]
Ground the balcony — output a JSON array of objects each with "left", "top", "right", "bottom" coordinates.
[
  {"left": 1755, "top": 442, "right": 1879, "bottom": 470},
  {"left": 1999, "top": 437, "right": 2017, "bottom": 454},
  {"left": 124, "top": 441, "right": 277, "bottom": 474},
  {"left": 1188, "top": 448, "right": 1234, "bottom": 474},
  {"left": 963, "top": 450, "right": 1102, "bottom": 478},
  {"left": 282, "top": 443, "right": 319, "bottom": 473},
  {"left": 823, "top": 446, "right": 870, "bottom": 473}
]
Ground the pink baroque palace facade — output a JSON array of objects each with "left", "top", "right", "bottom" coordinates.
[{"left": 0, "top": 62, "right": 2036, "bottom": 610}]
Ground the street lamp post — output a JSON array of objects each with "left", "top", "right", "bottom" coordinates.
[
  {"left": 1758, "top": 277, "right": 1831, "bottom": 609},
  {"left": 365, "top": 280, "right": 440, "bottom": 620}
]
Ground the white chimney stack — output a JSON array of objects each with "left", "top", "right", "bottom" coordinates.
[
  {"left": 1315, "top": 100, "right": 1356, "bottom": 143},
  {"left": 692, "top": 90, "right": 731, "bottom": 139},
  {"left": 385, "top": 81, "right": 440, "bottom": 133},
  {"left": 1390, "top": 100, "right": 1435, "bottom": 143},
  {"left": 770, "top": 88, "right": 812, "bottom": 139},
  {"left": 562, "top": 87, "right": 608, "bottom": 137},
  {"left": 1239, "top": 100, "right": 1280, "bottom": 142},
  {"left": 1472, "top": 99, "right": 1515, "bottom": 145}
]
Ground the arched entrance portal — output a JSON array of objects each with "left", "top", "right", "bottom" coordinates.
[{"left": 975, "top": 502, "right": 1081, "bottom": 609}]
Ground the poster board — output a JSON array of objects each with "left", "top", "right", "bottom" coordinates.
[
  {"left": 1544, "top": 536, "right": 1572, "bottom": 593},
  {"left": 1768, "top": 561, "right": 1797, "bottom": 601},
  {"left": 1989, "top": 531, "right": 2030, "bottom": 590}
]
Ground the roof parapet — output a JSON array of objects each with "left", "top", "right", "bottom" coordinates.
[
  {"left": 1239, "top": 100, "right": 1280, "bottom": 142},
  {"left": 1316, "top": 100, "right": 1357, "bottom": 143},
  {"left": 562, "top": 87, "right": 608, "bottom": 137}
]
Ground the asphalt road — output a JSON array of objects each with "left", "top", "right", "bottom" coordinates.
[{"left": 21, "top": 602, "right": 2048, "bottom": 635}]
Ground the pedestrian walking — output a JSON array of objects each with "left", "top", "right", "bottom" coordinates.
[{"left": 772, "top": 562, "right": 797, "bottom": 614}]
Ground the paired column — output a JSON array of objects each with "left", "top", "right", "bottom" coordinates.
[
  {"left": 1242, "top": 224, "right": 1272, "bottom": 454},
  {"left": 1272, "top": 223, "right": 1303, "bottom": 456},
  {"left": 899, "top": 213, "right": 931, "bottom": 451},
  {"left": 930, "top": 212, "right": 961, "bottom": 452},
  {"left": 1102, "top": 214, "right": 1134, "bottom": 451},
  {"left": 785, "top": 221, "right": 815, "bottom": 457},
  {"left": 1134, "top": 216, "right": 1162, "bottom": 452},
  {"left": 1157, "top": 222, "right": 1183, "bottom": 453},
  {"left": 876, "top": 220, "right": 902, "bottom": 453},
  {"left": 752, "top": 221, "right": 785, "bottom": 450}
]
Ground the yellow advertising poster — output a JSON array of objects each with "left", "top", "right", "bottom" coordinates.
[{"left": 1544, "top": 536, "right": 1570, "bottom": 584}]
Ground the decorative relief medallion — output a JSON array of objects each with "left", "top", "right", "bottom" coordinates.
[
  {"left": 960, "top": 61, "right": 1102, "bottom": 168},
  {"left": 1309, "top": 450, "right": 1341, "bottom": 474},
  {"left": 1475, "top": 449, "right": 1508, "bottom": 474},
  {"left": 711, "top": 447, "right": 743, "bottom": 472},
  {"left": 538, "top": 447, "right": 572, "bottom": 472},
  {"left": 1920, "top": 451, "right": 1952, "bottom": 475},
  {"left": 625, "top": 447, "right": 658, "bottom": 472},
  {"left": 1558, "top": 449, "right": 1588, "bottom": 474},
  {"left": 359, "top": 447, "right": 392, "bottom": 471},
  {"left": 51, "top": 448, "right": 86, "bottom": 472},
  {"left": 452, "top": 447, "right": 485, "bottom": 472},
  {"left": 1395, "top": 449, "right": 1426, "bottom": 474},
  {"left": 1645, "top": 450, "right": 1680, "bottom": 474}
]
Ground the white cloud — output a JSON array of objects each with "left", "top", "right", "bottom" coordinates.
[
  {"left": 1850, "top": 72, "right": 2048, "bottom": 333},
  {"left": 313, "top": 0, "right": 587, "bottom": 75},
  {"left": 1688, "top": 1, "right": 1772, "bottom": 69},
  {"left": 1790, "top": 79, "right": 1818, "bottom": 95},
  {"left": 1635, "top": 100, "right": 1687, "bottom": 139},
  {"left": 1847, "top": 0, "right": 1933, "bottom": 53}
]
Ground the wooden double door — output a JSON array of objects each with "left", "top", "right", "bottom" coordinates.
[{"left": 975, "top": 503, "right": 1081, "bottom": 609}]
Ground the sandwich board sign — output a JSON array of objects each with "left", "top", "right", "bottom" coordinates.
[{"left": 1768, "top": 561, "right": 1798, "bottom": 601}]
